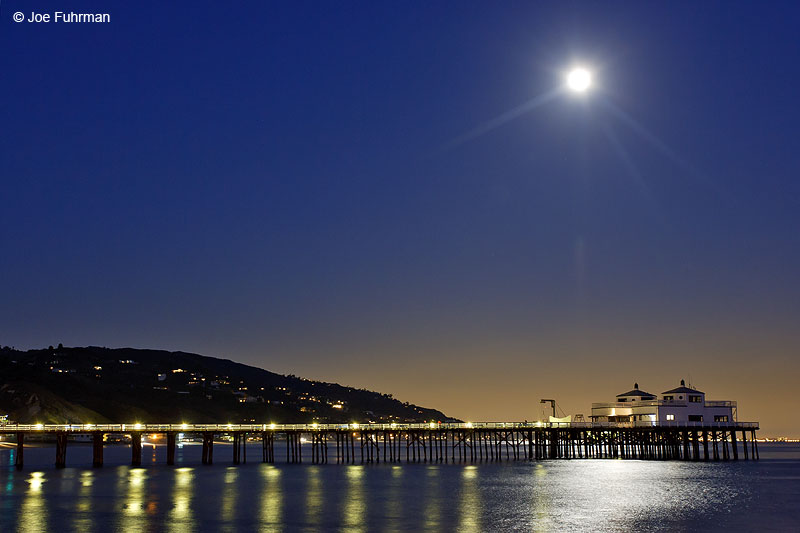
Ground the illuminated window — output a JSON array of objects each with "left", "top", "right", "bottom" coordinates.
[
  {"left": 714, "top": 415, "right": 729, "bottom": 422},
  {"left": 689, "top": 395, "right": 702, "bottom": 403},
  {"left": 665, "top": 414, "right": 675, "bottom": 421}
]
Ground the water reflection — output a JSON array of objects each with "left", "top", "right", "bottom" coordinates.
[
  {"left": 221, "top": 467, "right": 239, "bottom": 524},
  {"left": 169, "top": 467, "right": 195, "bottom": 533},
  {"left": 117, "top": 467, "right": 148, "bottom": 532},
  {"left": 531, "top": 463, "right": 552, "bottom": 532},
  {"left": 423, "top": 466, "right": 441, "bottom": 531},
  {"left": 259, "top": 465, "right": 282, "bottom": 532},
  {"left": 568, "top": 461, "right": 718, "bottom": 530},
  {"left": 3, "top": 471, "right": 14, "bottom": 517},
  {"left": 305, "top": 466, "right": 323, "bottom": 528},
  {"left": 73, "top": 470, "right": 95, "bottom": 532},
  {"left": 458, "top": 466, "right": 481, "bottom": 533},
  {"left": 343, "top": 466, "right": 365, "bottom": 532},
  {"left": 383, "top": 466, "right": 403, "bottom": 533},
  {"left": 0, "top": 453, "right": 783, "bottom": 532},
  {"left": 18, "top": 471, "right": 47, "bottom": 533}
]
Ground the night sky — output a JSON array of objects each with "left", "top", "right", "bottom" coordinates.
[{"left": 2, "top": 2, "right": 799, "bottom": 436}]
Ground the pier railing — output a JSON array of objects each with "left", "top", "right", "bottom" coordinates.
[
  {"left": 0, "top": 420, "right": 759, "bottom": 433},
  {"left": 704, "top": 401, "right": 737, "bottom": 408},
  {"left": 592, "top": 400, "right": 737, "bottom": 409}
]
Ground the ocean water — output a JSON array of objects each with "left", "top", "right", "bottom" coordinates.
[{"left": 0, "top": 443, "right": 798, "bottom": 532}]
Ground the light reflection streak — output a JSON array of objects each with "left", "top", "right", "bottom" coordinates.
[
  {"left": 383, "top": 466, "right": 403, "bottom": 533},
  {"left": 119, "top": 468, "right": 147, "bottom": 532},
  {"left": 423, "top": 466, "right": 441, "bottom": 532},
  {"left": 343, "top": 466, "right": 366, "bottom": 533},
  {"left": 221, "top": 467, "right": 239, "bottom": 523},
  {"left": 305, "top": 467, "right": 323, "bottom": 528},
  {"left": 168, "top": 467, "right": 195, "bottom": 533},
  {"left": 259, "top": 466, "right": 282, "bottom": 532},
  {"left": 531, "top": 463, "right": 552, "bottom": 532},
  {"left": 458, "top": 466, "right": 481, "bottom": 533},
  {"left": 2, "top": 471, "right": 13, "bottom": 519},
  {"left": 73, "top": 470, "right": 95, "bottom": 532},
  {"left": 18, "top": 472, "right": 47, "bottom": 533}
]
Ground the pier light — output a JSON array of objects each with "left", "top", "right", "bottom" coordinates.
[
  {"left": 466, "top": 422, "right": 473, "bottom": 428},
  {"left": 133, "top": 423, "right": 142, "bottom": 430},
  {"left": 312, "top": 422, "right": 319, "bottom": 429},
  {"left": 84, "top": 424, "right": 94, "bottom": 430},
  {"left": 269, "top": 423, "right": 276, "bottom": 430},
  {"left": 227, "top": 423, "right": 233, "bottom": 429},
  {"left": 351, "top": 423, "right": 359, "bottom": 429},
  {"left": 35, "top": 423, "right": 43, "bottom": 430},
  {"left": 390, "top": 423, "right": 397, "bottom": 429},
  {"left": 181, "top": 423, "right": 188, "bottom": 430},
  {"left": 429, "top": 422, "right": 436, "bottom": 429}
]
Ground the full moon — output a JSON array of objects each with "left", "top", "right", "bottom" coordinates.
[{"left": 566, "top": 68, "right": 592, "bottom": 92}]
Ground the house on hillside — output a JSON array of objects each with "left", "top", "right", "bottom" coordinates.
[{"left": 591, "top": 380, "right": 736, "bottom": 425}]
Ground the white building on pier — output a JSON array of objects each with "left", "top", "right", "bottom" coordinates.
[{"left": 591, "top": 380, "right": 736, "bottom": 425}]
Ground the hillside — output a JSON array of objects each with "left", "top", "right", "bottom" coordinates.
[{"left": 0, "top": 346, "right": 454, "bottom": 424}]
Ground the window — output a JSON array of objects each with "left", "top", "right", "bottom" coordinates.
[
  {"left": 688, "top": 415, "right": 703, "bottom": 422},
  {"left": 665, "top": 414, "right": 675, "bottom": 421},
  {"left": 663, "top": 395, "right": 673, "bottom": 401},
  {"left": 689, "top": 395, "right": 702, "bottom": 403},
  {"left": 714, "top": 415, "right": 729, "bottom": 422}
]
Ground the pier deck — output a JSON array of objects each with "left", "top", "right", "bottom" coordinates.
[{"left": 1, "top": 421, "right": 759, "bottom": 469}]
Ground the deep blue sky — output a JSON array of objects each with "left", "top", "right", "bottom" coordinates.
[{"left": 2, "top": 1, "right": 799, "bottom": 434}]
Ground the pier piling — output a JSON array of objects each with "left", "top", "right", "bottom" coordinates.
[
  {"left": 131, "top": 432, "right": 142, "bottom": 466},
  {"left": 167, "top": 432, "right": 176, "bottom": 465},
  {"left": 55, "top": 433, "right": 68, "bottom": 468},
  {"left": 92, "top": 432, "right": 104, "bottom": 467},
  {"left": 15, "top": 432, "right": 24, "bottom": 470}
]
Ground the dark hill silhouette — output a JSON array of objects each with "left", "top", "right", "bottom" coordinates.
[{"left": 0, "top": 346, "right": 454, "bottom": 424}]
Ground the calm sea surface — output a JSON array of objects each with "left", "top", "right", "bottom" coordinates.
[{"left": 1, "top": 442, "right": 798, "bottom": 532}]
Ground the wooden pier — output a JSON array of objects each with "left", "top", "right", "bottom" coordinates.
[{"left": 0, "top": 421, "right": 759, "bottom": 469}]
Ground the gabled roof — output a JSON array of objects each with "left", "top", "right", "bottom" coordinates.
[
  {"left": 616, "top": 383, "right": 656, "bottom": 398},
  {"left": 617, "top": 390, "right": 655, "bottom": 397},
  {"left": 662, "top": 386, "right": 702, "bottom": 394},
  {"left": 662, "top": 379, "right": 703, "bottom": 395}
]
